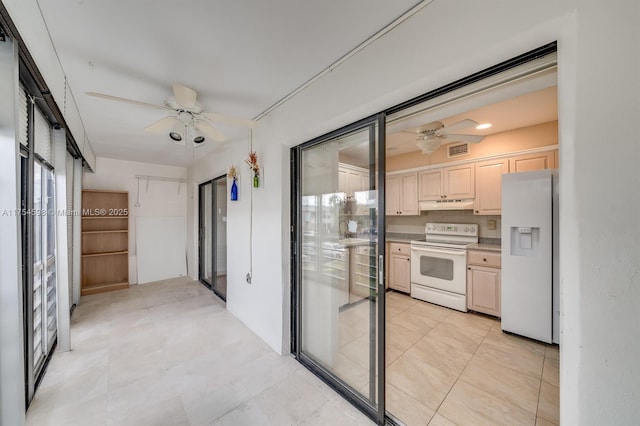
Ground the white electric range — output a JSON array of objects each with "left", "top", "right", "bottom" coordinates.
[{"left": 410, "top": 223, "right": 478, "bottom": 312}]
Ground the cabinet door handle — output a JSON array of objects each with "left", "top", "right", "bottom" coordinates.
[{"left": 483, "top": 258, "right": 487, "bottom": 262}]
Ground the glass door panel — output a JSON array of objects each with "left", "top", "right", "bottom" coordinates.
[
  {"left": 199, "top": 177, "right": 228, "bottom": 301},
  {"left": 213, "top": 177, "right": 227, "bottom": 300},
  {"left": 44, "top": 167, "right": 57, "bottom": 351},
  {"left": 32, "top": 162, "right": 45, "bottom": 371},
  {"left": 295, "top": 115, "right": 385, "bottom": 422},
  {"left": 199, "top": 182, "right": 213, "bottom": 287}
]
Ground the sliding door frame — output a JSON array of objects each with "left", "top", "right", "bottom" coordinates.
[
  {"left": 198, "top": 175, "right": 227, "bottom": 301},
  {"left": 290, "top": 112, "right": 387, "bottom": 424},
  {"left": 198, "top": 179, "right": 213, "bottom": 289},
  {"left": 290, "top": 41, "right": 557, "bottom": 425}
]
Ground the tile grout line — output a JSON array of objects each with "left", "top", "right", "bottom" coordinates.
[{"left": 427, "top": 317, "right": 495, "bottom": 421}]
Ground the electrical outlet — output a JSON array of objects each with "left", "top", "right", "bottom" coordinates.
[
  {"left": 488, "top": 219, "right": 497, "bottom": 230},
  {"left": 246, "top": 273, "right": 252, "bottom": 284}
]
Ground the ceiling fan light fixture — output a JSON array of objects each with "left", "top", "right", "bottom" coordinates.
[
  {"left": 169, "top": 122, "right": 185, "bottom": 142},
  {"left": 476, "top": 123, "right": 492, "bottom": 130},
  {"left": 417, "top": 139, "right": 441, "bottom": 155}
]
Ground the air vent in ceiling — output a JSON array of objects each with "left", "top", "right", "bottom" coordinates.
[{"left": 448, "top": 143, "right": 469, "bottom": 158}]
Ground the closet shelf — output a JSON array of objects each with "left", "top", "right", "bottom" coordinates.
[{"left": 81, "top": 190, "right": 129, "bottom": 295}]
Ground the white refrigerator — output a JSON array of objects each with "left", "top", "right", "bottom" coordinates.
[{"left": 501, "top": 169, "right": 559, "bottom": 344}]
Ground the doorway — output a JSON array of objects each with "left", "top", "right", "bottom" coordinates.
[
  {"left": 198, "top": 176, "right": 228, "bottom": 301},
  {"left": 291, "top": 114, "right": 387, "bottom": 424},
  {"left": 291, "top": 43, "right": 559, "bottom": 425}
]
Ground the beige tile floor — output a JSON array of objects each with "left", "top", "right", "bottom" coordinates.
[
  {"left": 26, "top": 277, "right": 374, "bottom": 426},
  {"left": 27, "top": 278, "right": 559, "bottom": 426},
  {"left": 335, "top": 290, "right": 560, "bottom": 426}
]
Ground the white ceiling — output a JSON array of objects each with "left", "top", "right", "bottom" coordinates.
[
  {"left": 386, "top": 85, "right": 558, "bottom": 157},
  {"left": 35, "top": 0, "right": 422, "bottom": 167},
  {"left": 338, "top": 85, "right": 558, "bottom": 165}
]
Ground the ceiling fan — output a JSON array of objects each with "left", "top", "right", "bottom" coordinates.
[
  {"left": 86, "top": 83, "right": 256, "bottom": 145},
  {"left": 407, "top": 119, "right": 485, "bottom": 154}
]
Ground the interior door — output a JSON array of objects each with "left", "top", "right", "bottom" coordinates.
[{"left": 292, "top": 113, "right": 386, "bottom": 424}]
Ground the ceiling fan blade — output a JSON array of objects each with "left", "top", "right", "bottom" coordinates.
[
  {"left": 445, "top": 134, "right": 485, "bottom": 143},
  {"left": 441, "top": 119, "right": 479, "bottom": 133},
  {"left": 195, "top": 121, "right": 226, "bottom": 142},
  {"left": 205, "top": 112, "right": 257, "bottom": 129},
  {"left": 173, "top": 83, "right": 198, "bottom": 108},
  {"left": 86, "top": 92, "right": 167, "bottom": 110},
  {"left": 144, "top": 117, "right": 180, "bottom": 134}
]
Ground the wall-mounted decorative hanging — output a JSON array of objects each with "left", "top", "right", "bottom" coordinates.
[
  {"left": 228, "top": 165, "right": 238, "bottom": 201},
  {"left": 245, "top": 151, "right": 260, "bottom": 188}
]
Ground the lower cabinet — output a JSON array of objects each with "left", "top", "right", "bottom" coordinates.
[
  {"left": 388, "top": 242, "right": 411, "bottom": 293},
  {"left": 467, "top": 250, "right": 501, "bottom": 317}
]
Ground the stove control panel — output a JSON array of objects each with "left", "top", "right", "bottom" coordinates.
[{"left": 425, "top": 223, "right": 478, "bottom": 236}]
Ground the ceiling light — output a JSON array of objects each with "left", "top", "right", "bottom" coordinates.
[
  {"left": 476, "top": 123, "right": 492, "bottom": 130},
  {"left": 169, "top": 122, "right": 185, "bottom": 142},
  {"left": 193, "top": 135, "right": 205, "bottom": 144}
]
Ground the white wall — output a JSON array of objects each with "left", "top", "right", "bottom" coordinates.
[
  {"left": 84, "top": 157, "right": 187, "bottom": 284},
  {"left": 187, "top": 0, "right": 640, "bottom": 423},
  {"left": 558, "top": 2, "right": 640, "bottom": 423},
  {"left": 0, "top": 36, "right": 26, "bottom": 426}
]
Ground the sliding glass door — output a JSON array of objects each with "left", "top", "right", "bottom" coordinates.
[
  {"left": 199, "top": 176, "right": 228, "bottom": 301},
  {"left": 292, "top": 114, "right": 386, "bottom": 423}
]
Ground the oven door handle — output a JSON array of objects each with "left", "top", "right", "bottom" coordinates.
[{"left": 411, "top": 247, "right": 466, "bottom": 256}]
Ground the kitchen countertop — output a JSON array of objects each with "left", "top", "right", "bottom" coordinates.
[
  {"left": 386, "top": 238, "right": 414, "bottom": 244},
  {"left": 468, "top": 242, "right": 502, "bottom": 253},
  {"left": 386, "top": 233, "right": 423, "bottom": 243},
  {"left": 337, "top": 238, "right": 371, "bottom": 248}
]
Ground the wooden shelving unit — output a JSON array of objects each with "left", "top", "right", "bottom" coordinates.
[{"left": 81, "top": 190, "right": 129, "bottom": 296}]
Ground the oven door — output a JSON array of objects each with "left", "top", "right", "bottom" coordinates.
[{"left": 410, "top": 245, "right": 467, "bottom": 294}]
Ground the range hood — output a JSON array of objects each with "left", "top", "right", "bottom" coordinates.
[{"left": 419, "top": 199, "right": 475, "bottom": 211}]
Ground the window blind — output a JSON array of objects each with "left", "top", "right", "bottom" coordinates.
[
  {"left": 66, "top": 153, "right": 74, "bottom": 306},
  {"left": 18, "top": 87, "right": 29, "bottom": 147},
  {"left": 34, "top": 107, "right": 52, "bottom": 164}
]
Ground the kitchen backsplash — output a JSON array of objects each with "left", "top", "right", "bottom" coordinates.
[{"left": 386, "top": 211, "right": 502, "bottom": 239}]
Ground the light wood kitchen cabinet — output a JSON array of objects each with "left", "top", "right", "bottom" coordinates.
[
  {"left": 386, "top": 172, "right": 418, "bottom": 215},
  {"left": 418, "top": 164, "right": 474, "bottom": 201},
  {"left": 339, "top": 163, "right": 369, "bottom": 197},
  {"left": 417, "top": 169, "right": 442, "bottom": 201},
  {"left": 509, "top": 151, "right": 555, "bottom": 173},
  {"left": 474, "top": 158, "right": 509, "bottom": 215},
  {"left": 388, "top": 243, "right": 411, "bottom": 293},
  {"left": 467, "top": 250, "right": 501, "bottom": 317}
]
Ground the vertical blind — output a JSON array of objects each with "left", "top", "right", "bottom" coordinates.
[
  {"left": 18, "top": 86, "right": 29, "bottom": 147},
  {"left": 33, "top": 107, "right": 52, "bottom": 164},
  {"left": 66, "top": 152, "right": 74, "bottom": 306}
]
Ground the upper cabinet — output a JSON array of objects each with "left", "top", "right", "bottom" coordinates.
[
  {"left": 418, "top": 164, "right": 475, "bottom": 201},
  {"left": 509, "top": 151, "right": 555, "bottom": 173},
  {"left": 474, "top": 150, "right": 557, "bottom": 215},
  {"left": 386, "top": 148, "right": 557, "bottom": 217},
  {"left": 474, "top": 159, "right": 509, "bottom": 215},
  {"left": 386, "top": 172, "right": 418, "bottom": 215},
  {"left": 339, "top": 163, "right": 369, "bottom": 197}
]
